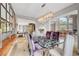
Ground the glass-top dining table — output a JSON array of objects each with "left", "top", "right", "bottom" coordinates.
[
  {"left": 33, "top": 36, "right": 64, "bottom": 48},
  {"left": 32, "top": 36, "right": 64, "bottom": 56}
]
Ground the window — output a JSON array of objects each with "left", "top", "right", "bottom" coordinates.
[
  {"left": 0, "top": 20, "right": 1, "bottom": 29},
  {"left": 10, "top": 8, "right": 13, "bottom": 16},
  {"left": 59, "top": 17, "right": 68, "bottom": 32},
  {"left": 0, "top": 19, "right": 2, "bottom": 48},
  {"left": 9, "top": 16, "right": 13, "bottom": 23},
  {"left": 1, "top": 20, "right": 7, "bottom": 32},
  {"left": 1, "top": 5, "right": 6, "bottom": 19},
  {"left": 7, "top": 3, "right": 9, "bottom": 12},
  {"left": 2, "top": 3, "right": 6, "bottom": 8},
  {"left": 7, "top": 13, "right": 10, "bottom": 21},
  {"left": 9, "top": 24, "right": 12, "bottom": 31},
  {"left": 0, "top": 3, "right": 15, "bottom": 32},
  {"left": 7, "top": 23, "right": 10, "bottom": 32},
  {"left": 69, "top": 18, "right": 73, "bottom": 24},
  {"left": 0, "top": 23, "right": 2, "bottom": 48},
  {"left": 0, "top": 20, "right": 2, "bottom": 33},
  {"left": 68, "top": 17, "right": 73, "bottom": 31},
  {"left": 0, "top": 3, "right": 16, "bottom": 41}
]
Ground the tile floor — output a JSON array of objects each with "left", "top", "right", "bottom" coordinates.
[
  {"left": 9, "top": 36, "right": 64, "bottom": 56},
  {"left": 10, "top": 37, "right": 29, "bottom": 56},
  {"left": 10, "top": 36, "right": 62, "bottom": 56}
]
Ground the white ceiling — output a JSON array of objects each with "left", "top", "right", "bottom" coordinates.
[{"left": 12, "top": 3, "right": 73, "bottom": 20}]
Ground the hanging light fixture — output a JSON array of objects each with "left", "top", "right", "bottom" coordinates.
[{"left": 38, "top": 11, "right": 54, "bottom": 22}]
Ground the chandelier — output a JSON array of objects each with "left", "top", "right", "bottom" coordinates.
[{"left": 38, "top": 11, "right": 54, "bottom": 22}]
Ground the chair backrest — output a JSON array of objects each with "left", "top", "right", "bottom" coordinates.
[
  {"left": 46, "top": 31, "right": 51, "bottom": 39},
  {"left": 51, "top": 32, "right": 59, "bottom": 41}
]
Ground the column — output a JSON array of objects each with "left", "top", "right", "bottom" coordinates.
[{"left": 76, "top": 10, "right": 79, "bottom": 54}]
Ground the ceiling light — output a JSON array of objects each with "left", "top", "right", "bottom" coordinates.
[{"left": 41, "top": 3, "right": 46, "bottom": 8}]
